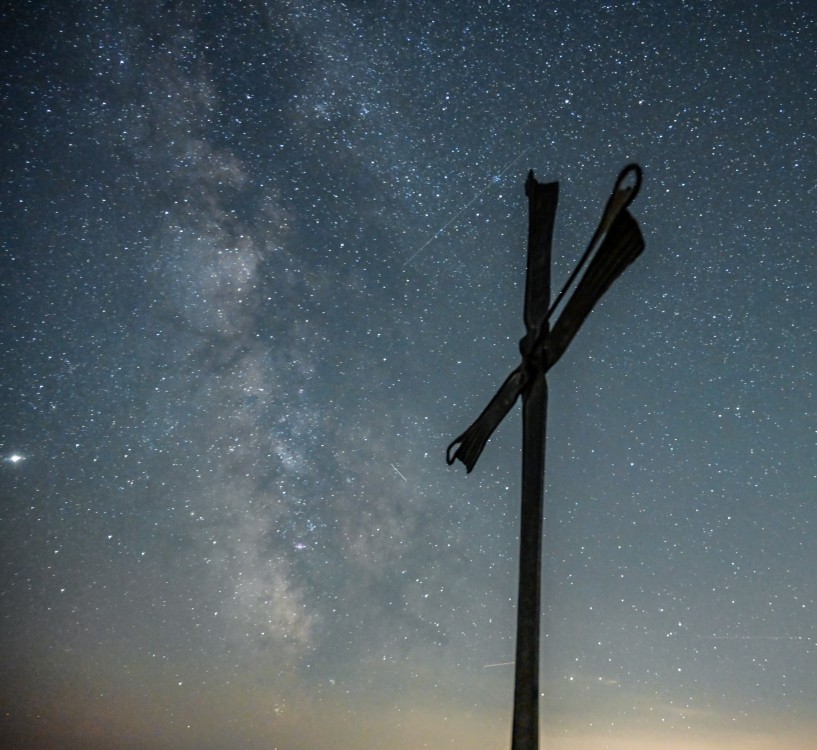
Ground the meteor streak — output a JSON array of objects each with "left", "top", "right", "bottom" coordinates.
[
  {"left": 403, "top": 147, "right": 532, "bottom": 267},
  {"left": 698, "top": 635, "right": 805, "bottom": 640},
  {"left": 390, "top": 463, "right": 407, "bottom": 481}
]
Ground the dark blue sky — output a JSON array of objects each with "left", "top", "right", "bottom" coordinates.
[{"left": 2, "top": 2, "right": 816, "bottom": 748}]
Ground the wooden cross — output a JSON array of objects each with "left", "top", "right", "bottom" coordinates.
[{"left": 446, "top": 164, "right": 645, "bottom": 750}]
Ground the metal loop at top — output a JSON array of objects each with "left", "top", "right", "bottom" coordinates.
[{"left": 613, "top": 163, "right": 643, "bottom": 210}]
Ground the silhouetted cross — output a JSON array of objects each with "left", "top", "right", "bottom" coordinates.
[{"left": 447, "top": 164, "right": 644, "bottom": 750}]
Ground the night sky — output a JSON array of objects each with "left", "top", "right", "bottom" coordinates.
[{"left": 2, "top": 2, "right": 817, "bottom": 749}]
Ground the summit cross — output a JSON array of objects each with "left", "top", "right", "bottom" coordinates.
[{"left": 446, "top": 163, "right": 645, "bottom": 750}]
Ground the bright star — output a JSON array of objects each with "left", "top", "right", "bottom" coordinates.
[{"left": 6, "top": 454, "right": 24, "bottom": 464}]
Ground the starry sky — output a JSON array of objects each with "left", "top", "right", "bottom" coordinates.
[{"left": 1, "top": 1, "right": 816, "bottom": 749}]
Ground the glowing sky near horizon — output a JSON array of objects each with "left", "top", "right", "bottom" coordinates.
[{"left": 2, "top": 1, "right": 817, "bottom": 748}]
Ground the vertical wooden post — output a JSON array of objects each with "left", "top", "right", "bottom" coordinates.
[{"left": 511, "top": 176, "right": 557, "bottom": 750}]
